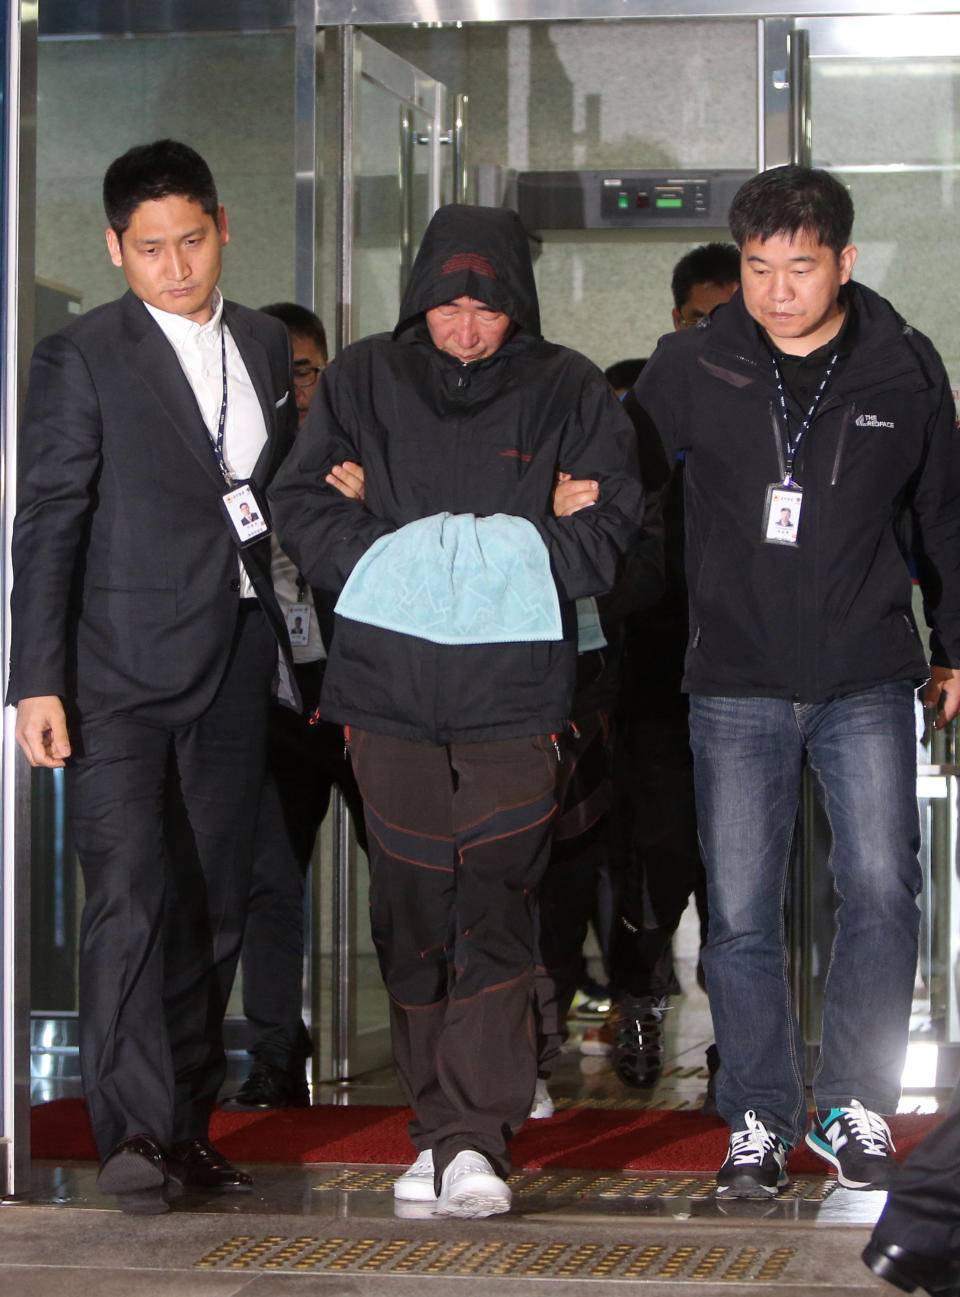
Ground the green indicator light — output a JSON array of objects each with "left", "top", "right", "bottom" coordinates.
[
  {"left": 656, "top": 197, "right": 683, "bottom": 208},
  {"left": 617, "top": 193, "right": 629, "bottom": 209}
]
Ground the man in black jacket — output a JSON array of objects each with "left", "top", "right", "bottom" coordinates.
[
  {"left": 627, "top": 166, "right": 960, "bottom": 1199},
  {"left": 271, "top": 204, "right": 643, "bottom": 1218}
]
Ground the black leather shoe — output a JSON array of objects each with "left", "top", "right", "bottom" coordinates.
[
  {"left": 168, "top": 1137, "right": 254, "bottom": 1192},
  {"left": 863, "top": 1240, "right": 960, "bottom": 1296},
  {"left": 97, "top": 1133, "right": 171, "bottom": 1215},
  {"left": 222, "top": 1060, "right": 310, "bottom": 1111}
]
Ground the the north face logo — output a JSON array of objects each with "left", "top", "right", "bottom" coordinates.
[{"left": 856, "top": 413, "right": 895, "bottom": 429}]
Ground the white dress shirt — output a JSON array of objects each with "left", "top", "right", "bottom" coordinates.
[{"left": 144, "top": 290, "right": 268, "bottom": 598}]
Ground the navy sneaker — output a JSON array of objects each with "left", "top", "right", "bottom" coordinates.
[
  {"left": 716, "top": 1111, "right": 790, "bottom": 1198},
  {"left": 805, "top": 1101, "right": 898, "bottom": 1190}
]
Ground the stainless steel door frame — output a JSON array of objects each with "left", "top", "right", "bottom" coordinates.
[{"left": 2, "top": 1, "right": 37, "bottom": 1201}]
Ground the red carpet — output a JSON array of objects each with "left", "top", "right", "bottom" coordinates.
[{"left": 31, "top": 1098, "right": 942, "bottom": 1174}]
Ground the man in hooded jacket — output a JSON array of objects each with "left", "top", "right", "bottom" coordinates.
[{"left": 270, "top": 204, "right": 643, "bottom": 1218}]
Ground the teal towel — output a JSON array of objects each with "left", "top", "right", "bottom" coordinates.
[{"left": 335, "top": 512, "right": 563, "bottom": 645}]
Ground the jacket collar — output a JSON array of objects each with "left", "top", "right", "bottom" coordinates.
[
  {"left": 698, "top": 280, "right": 931, "bottom": 399},
  {"left": 120, "top": 290, "right": 279, "bottom": 489}
]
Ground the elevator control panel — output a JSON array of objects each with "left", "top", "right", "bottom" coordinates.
[
  {"left": 517, "top": 169, "right": 754, "bottom": 231},
  {"left": 601, "top": 176, "right": 710, "bottom": 219}
]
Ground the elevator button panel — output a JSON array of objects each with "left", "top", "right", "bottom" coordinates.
[{"left": 517, "top": 169, "right": 754, "bottom": 230}]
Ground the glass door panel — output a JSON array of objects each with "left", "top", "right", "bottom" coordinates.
[
  {"left": 797, "top": 19, "right": 960, "bottom": 1077},
  {"left": 351, "top": 33, "right": 452, "bottom": 343}
]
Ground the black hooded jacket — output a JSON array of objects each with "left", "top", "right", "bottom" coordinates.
[
  {"left": 269, "top": 204, "right": 644, "bottom": 743},
  {"left": 628, "top": 280, "right": 960, "bottom": 703}
]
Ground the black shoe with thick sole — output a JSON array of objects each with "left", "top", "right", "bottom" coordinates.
[
  {"left": 612, "top": 995, "right": 669, "bottom": 1088},
  {"left": 222, "top": 1060, "right": 311, "bottom": 1111},
  {"left": 862, "top": 1240, "right": 960, "bottom": 1296}
]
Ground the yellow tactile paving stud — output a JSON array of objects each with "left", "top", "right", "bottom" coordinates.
[
  {"left": 756, "top": 1245, "right": 798, "bottom": 1280},
  {"left": 261, "top": 1237, "right": 321, "bottom": 1268},
  {"left": 194, "top": 1234, "right": 804, "bottom": 1280},
  {"left": 226, "top": 1235, "right": 285, "bottom": 1268},
  {"left": 194, "top": 1235, "right": 255, "bottom": 1268},
  {"left": 290, "top": 1236, "right": 349, "bottom": 1269},
  {"left": 356, "top": 1238, "right": 411, "bottom": 1271},
  {"left": 621, "top": 1243, "right": 666, "bottom": 1277}
]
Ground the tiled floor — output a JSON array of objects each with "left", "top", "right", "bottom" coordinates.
[{"left": 4, "top": 912, "right": 948, "bottom": 1295}]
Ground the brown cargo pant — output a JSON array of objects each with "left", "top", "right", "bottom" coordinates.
[{"left": 348, "top": 727, "right": 558, "bottom": 1185}]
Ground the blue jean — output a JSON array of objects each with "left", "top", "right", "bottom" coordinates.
[{"left": 689, "top": 683, "right": 922, "bottom": 1149}]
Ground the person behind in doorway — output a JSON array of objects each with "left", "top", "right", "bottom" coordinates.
[
  {"left": 533, "top": 356, "right": 667, "bottom": 1121},
  {"left": 223, "top": 302, "right": 368, "bottom": 1112},
  {"left": 7, "top": 140, "right": 297, "bottom": 1213},
  {"left": 270, "top": 203, "right": 643, "bottom": 1219},
  {"left": 582, "top": 244, "right": 740, "bottom": 1096},
  {"left": 626, "top": 165, "right": 960, "bottom": 1198}
]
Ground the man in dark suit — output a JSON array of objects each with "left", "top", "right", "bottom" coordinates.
[{"left": 7, "top": 140, "right": 296, "bottom": 1214}]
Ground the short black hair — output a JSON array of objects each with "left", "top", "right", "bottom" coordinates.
[
  {"left": 103, "top": 139, "right": 218, "bottom": 239},
  {"left": 671, "top": 242, "right": 741, "bottom": 312},
  {"left": 728, "top": 166, "right": 854, "bottom": 258},
  {"left": 604, "top": 358, "right": 646, "bottom": 391},
  {"left": 260, "top": 302, "right": 328, "bottom": 362}
]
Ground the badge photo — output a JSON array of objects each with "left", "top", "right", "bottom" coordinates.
[
  {"left": 223, "top": 481, "right": 271, "bottom": 547},
  {"left": 763, "top": 484, "right": 803, "bottom": 546}
]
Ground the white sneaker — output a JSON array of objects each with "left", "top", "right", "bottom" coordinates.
[
  {"left": 435, "top": 1150, "right": 512, "bottom": 1218},
  {"left": 393, "top": 1148, "right": 437, "bottom": 1202},
  {"left": 528, "top": 1078, "right": 555, "bottom": 1120}
]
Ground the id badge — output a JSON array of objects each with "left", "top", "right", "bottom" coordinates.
[
  {"left": 763, "top": 484, "right": 802, "bottom": 546},
  {"left": 222, "top": 480, "right": 271, "bottom": 547},
  {"left": 286, "top": 602, "right": 311, "bottom": 647}
]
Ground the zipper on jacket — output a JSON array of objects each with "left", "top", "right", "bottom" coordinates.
[
  {"left": 768, "top": 402, "right": 786, "bottom": 480},
  {"left": 830, "top": 404, "right": 854, "bottom": 486}
]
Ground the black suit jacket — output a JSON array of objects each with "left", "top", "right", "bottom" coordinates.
[{"left": 7, "top": 290, "right": 297, "bottom": 725}]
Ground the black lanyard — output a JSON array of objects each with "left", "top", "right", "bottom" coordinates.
[
  {"left": 771, "top": 350, "right": 838, "bottom": 487},
  {"left": 210, "top": 324, "right": 230, "bottom": 482}
]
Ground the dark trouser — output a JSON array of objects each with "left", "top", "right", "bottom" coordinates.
[
  {"left": 534, "top": 706, "right": 615, "bottom": 1076},
  {"left": 872, "top": 1081, "right": 960, "bottom": 1259},
  {"left": 606, "top": 714, "right": 703, "bottom": 997},
  {"left": 349, "top": 728, "right": 558, "bottom": 1183},
  {"left": 65, "top": 604, "right": 275, "bottom": 1159},
  {"left": 241, "top": 659, "right": 367, "bottom": 1069}
]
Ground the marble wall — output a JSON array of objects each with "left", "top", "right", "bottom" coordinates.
[
  {"left": 35, "top": 33, "right": 296, "bottom": 330},
  {"left": 35, "top": 23, "right": 960, "bottom": 376}
]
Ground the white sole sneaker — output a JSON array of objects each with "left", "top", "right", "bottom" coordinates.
[
  {"left": 393, "top": 1149, "right": 437, "bottom": 1202},
  {"left": 528, "top": 1078, "right": 555, "bottom": 1120},
  {"left": 435, "top": 1150, "right": 512, "bottom": 1219}
]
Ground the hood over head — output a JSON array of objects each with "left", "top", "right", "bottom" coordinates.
[{"left": 395, "top": 204, "right": 541, "bottom": 340}]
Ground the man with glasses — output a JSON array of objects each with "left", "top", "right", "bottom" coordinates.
[
  {"left": 671, "top": 241, "right": 741, "bottom": 331},
  {"left": 224, "top": 302, "right": 367, "bottom": 1112}
]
